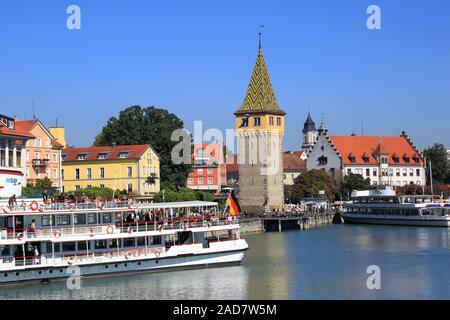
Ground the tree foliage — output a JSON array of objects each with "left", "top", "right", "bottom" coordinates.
[
  {"left": 339, "top": 174, "right": 371, "bottom": 200},
  {"left": 94, "top": 106, "right": 192, "bottom": 187},
  {"left": 423, "top": 143, "right": 450, "bottom": 184},
  {"left": 285, "top": 170, "right": 337, "bottom": 204},
  {"left": 153, "top": 188, "right": 214, "bottom": 203},
  {"left": 72, "top": 187, "right": 115, "bottom": 199}
]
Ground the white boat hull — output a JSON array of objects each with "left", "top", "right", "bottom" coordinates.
[
  {"left": 341, "top": 213, "right": 450, "bottom": 227},
  {"left": 0, "top": 244, "right": 248, "bottom": 285}
]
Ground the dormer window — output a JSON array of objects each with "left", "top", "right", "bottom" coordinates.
[
  {"left": 119, "top": 152, "right": 130, "bottom": 159},
  {"left": 362, "top": 153, "right": 370, "bottom": 163},
  {"left": 98, "top": 153, "right": 108, "bottom": 160},
  {"left": 348, "top": 153, "right": 356, "bottom": 163},
  {"left": 403, "top": 153, "right": 410, "bottom": 163},
  {"left": 77, "top": 154, "right": 87, "bottom": 161},
  {"left": 412, "top": 155, "right": 420, "bottom": 163},
  {"left": 392, "top": 153, "right": 400, "bottom": 163}
]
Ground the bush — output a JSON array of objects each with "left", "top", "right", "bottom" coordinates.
[{"left": 72, "top": 187, "right": 114, "bottom": 199}]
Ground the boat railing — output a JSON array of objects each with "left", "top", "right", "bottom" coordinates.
[
  {"left": 3, "top": 200, "right": 135, "bottom": 213},
  {"left": 0, "top": 217, "right": 239, "bottom": 241}
]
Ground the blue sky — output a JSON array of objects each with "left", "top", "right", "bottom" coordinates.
[{"left": 1, "top": 0, "right": 449, "bottom": 151}]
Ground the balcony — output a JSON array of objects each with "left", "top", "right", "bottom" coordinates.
[
  {"left": 146, "top": 173, "right": 159, "bottom": 184},
  {"left": 32, "top": 159, "right": 49, "bottom": 168}
]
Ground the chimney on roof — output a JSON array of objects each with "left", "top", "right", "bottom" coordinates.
[
  {"left": 112, "top": 143, "right": 117, "bottom": 148},
  {"left": 401, "top": 131, "right": 407, "bottom": 137}
]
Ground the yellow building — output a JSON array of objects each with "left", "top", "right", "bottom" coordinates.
[{"left": 61, "top": 144, "right": 160, "bottom": 195}]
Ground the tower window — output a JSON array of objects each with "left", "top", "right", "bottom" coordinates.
[
  {"left": 318, "top": 156, "right": 328, "bottom": 165},
  {"left": 269, "top": 117, "right": 274, "bottom": 126},
  {"left": 241, "top": 118, "right": 249, "bottom": 128},
  {"left": 276, "top": 117, "right": 281, "bottom": 126},
  {"left": 253, "top": 117, "right": 261, "bottom": 126}
]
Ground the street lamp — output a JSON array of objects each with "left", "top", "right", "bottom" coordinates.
[{"left": 162, "top": 189, "right": 165, "bottom": 203}]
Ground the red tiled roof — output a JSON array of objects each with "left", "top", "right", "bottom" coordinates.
[
  {"left": 0, "top": 126, "right": 35, "bottom": 139},
  {"left": 283, "top": 153, "right": 306, "bottom": 172},
  {"left": 329, "top": 136, "right": 423, "bottom": 166},
  {"left": 51, "top": 139, "right": 64, "bottom": 148},
  {"left": 62, "top": 145, "right": 152, "bottom": 162},
  {"left": 15, "top": 120, "right": 36, "bottom": 133}
]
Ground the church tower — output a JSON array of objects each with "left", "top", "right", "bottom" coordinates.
[
  {"left": 302, "top": 112, "right": 317, "bottom": 152},
  {"left": 235, "top": 34, "right": 286, "bottom": 213}
]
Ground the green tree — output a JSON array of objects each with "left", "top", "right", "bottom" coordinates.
[
  {"left": 288, "top": 170, "right": 337, "bottom": 202},
  {"left": 35, "top": 178, "right": 52, "bottom": 189},
  {"left": 423, "top": 143, "right": 450, "bottom": 183},
  {"left": 339, "top": 174, "right": 371, "bottom": 200},
  {"left": 94, "top": 106, "right": 192, "bottom": 187},
  {"left": 73, "top": 187, "right": 114, "bottom": 199}
]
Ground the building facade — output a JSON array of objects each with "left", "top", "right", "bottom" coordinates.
[
  {"left": 235, "top": 36, "right": 285, "bottom": 212},
  {"left": 283, "top": 151, "right": 306, "bottom": 185},
  {"left": 0, "top": 115, "right": 35, "bottom": 198},
  {"left": 62, "top": 144, "right": 160, "bottom": 196},
  {"left": 186, "top": 144, "right": 227, "bottom": 194},
  {"left": 15, "top": 120, "right": 64, "bottom": 190},
  {"left": 306, "top": 125, "right": 425, "bottom": 187}
]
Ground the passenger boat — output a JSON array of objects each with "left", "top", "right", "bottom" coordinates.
[
  {"left": 340, "top": 187, "right": 450, "bottom": 227},
  {"left": 0, "top": 199, "right": 248, "bottom": 285}
]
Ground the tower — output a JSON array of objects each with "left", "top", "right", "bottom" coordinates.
[
  {"left": 234, "top": 34, "right": 286, "bottom": 213},
  {"left": 302, "top": 112, "right": 317, "bottom": 151}
]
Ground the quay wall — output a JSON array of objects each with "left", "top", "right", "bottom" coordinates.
[{"left": 239, "top": 218, "right": 263, "bottom": 234}]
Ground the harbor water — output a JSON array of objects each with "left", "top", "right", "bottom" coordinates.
[{"left": 1, "top": 224, "right": 450, "bottom": 300}]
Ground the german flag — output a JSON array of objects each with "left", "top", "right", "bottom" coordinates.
[{"left": 226, "top": 191, "right": 241, "bottom": 216}]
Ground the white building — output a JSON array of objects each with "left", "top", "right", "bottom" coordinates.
[
  {"left": 305, "top": 124, "right": 426, "bottom": 187},
  {"left": 0, "top": 114, "right": 35, "bottom": 198}
]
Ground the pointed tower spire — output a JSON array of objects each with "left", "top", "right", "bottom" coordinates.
[{"left": 234, "top": 32, "right": 285, "bottom": 116}]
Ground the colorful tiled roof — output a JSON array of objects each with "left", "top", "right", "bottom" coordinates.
[
  {"left": 0, "top": 123, "right": 35, "bottom": 139},
  {"left": 62, "top": 145, "right": 152, "bottom": 162},
  {"left": 15, "top": 119, "right": 64, "bottom": 149},
  {"left": 329, "top": 136, "right": 423, "bottom": 166},
  {"left": 235, "top": 39, "right": 285, "bottom": 116}
]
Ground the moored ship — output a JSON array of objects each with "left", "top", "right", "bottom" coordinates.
[
  {"left": 0, "top": 199, "right": 248, "bottom": 285},
  {"left": 340, "top": 187, "right": 450, "bottom": 227}
]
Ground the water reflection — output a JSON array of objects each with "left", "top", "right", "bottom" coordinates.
[
  {"left": 1, "top": 225, "right": 450, "bottom": 300},
  {"left": 0, "top": 266, "right": 249, "bottom": 300}
]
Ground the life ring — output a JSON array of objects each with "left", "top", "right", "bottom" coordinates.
[
  {"left": 106, "top": 225, "right": 114, "bottom": 234},
  {"left": 155, "top": 249, "right": 161, "bottom": 258},
  {"left": 133, "top": 249, "right": 141, "bottom": 258},
  {"left": 182, "top": 224, "right": 188, "bottom": 231},
  {"left": 98, "top": 202, "right": 105, "bottom": 210},
  {"left": 158, "top": 224, "right": 163, "bottom": 232},
  {"left": 38, "top": 204, "right": 45, "bottom": 212},
  {"left": 124, "top": 252, "right": 131, "bottom": 260},
  {"left": 127, "top": 227, "right": 134, "bottom": 234},
  {"left": 3, "top": 205, "right": 10, "bottom": 214},
  {"left": 127, "top": 202, "right": 134, "bottom": 209},
  {"left": 30, "top": 201, "right": 39, "bottom": 211},
  {"left": 89, "top": 228, "right": 95, "bottom": 237},
  {"left": 16, "top": 233, "right": 24, "bottom": 241},
  {"left": 54, "top": 230, "right": 62, "bottom": 238},
  {"left": 68, "top": 204, "right": 76, "bottom": 211},
  {"left": 67, "top": 256, "right": 75, "bottom": 265}
]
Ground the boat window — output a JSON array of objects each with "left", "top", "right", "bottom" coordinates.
[
  {"left": 46, "top": 242, "right": 60, "bottom": 254},
  {"left": 41, "top": 215, "right": 55, "bottom": 227},
  {"left": 108, "top": 239, "right": 118, "bottom": 249},
  {"left": 123, "top": 238, "right": 135, "bottom": 247},
  {"left": 77, "top": 241, "right": 90, "bottom": 251},
  {"left": 0, "top": 245, "right": 10, "bottom": 257},
  {"left": 94, "top": 240, "right": 107, "bottom": 250},
  {"left": 445, "top": 209, "right": 450, "bottom": 216},
  {"left": 62, "top": 242, "right": 76, "bottom": 252},
  {"left": 57, "top": 215, "right": 71, "bottom": 226},
  {"left": 151, "top": 236, "right": 162, "bottom": 245},
  {"left": 87, "top": 213, "right": 97, "bottom": 225},
  {"left": 101, "top": 213, "right": 112, "bottom": 224},
  {"left": 137, "top": 237, "right": 145, "bottom": 246},
  {"left": 74, "top": 214, "right": 86, "bottom": 225}
]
